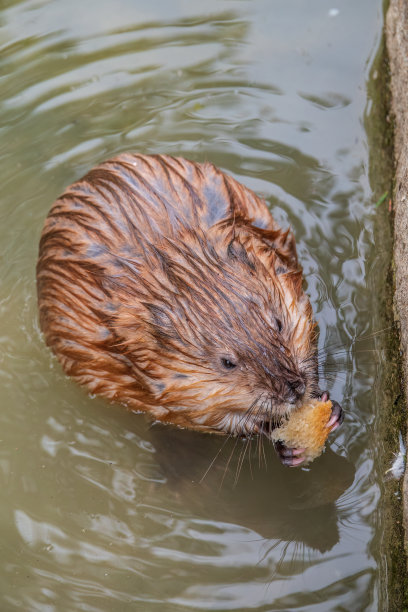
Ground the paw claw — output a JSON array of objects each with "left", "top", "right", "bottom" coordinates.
[{"left": 275, "top": 441, "right": 306, "bottom": 466}]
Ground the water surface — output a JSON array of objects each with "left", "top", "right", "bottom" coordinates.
[{"left": 0, "top": 0, "right": 387, "bottom": 610}]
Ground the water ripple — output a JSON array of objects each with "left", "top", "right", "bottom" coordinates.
[{"left": 0, "top": 0, "right": 387, "bottom": 609}]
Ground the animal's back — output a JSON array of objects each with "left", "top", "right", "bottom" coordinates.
[{"left": 45, "top": 154, "right": 272, "bottom": 245}]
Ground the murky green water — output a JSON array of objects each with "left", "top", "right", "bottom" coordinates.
[{"left": 0, "top": 0, "right": 390, "bottom": 609}]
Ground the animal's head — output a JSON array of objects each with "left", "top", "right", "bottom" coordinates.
[{"left": 114, "top": 219, "right": 319, "bottom": 435}]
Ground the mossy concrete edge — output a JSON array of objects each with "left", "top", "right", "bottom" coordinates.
[{"left": 386, "top": 0, "right": 408, "bottom": 553}]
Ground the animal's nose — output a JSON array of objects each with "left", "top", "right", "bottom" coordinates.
[{"left": 286, "top": 379, "right": 306, "bottom": 404}]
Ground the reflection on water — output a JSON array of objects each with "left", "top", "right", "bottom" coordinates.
[{"left": 0, "top": 0, "right": 387, "bottom": 610}]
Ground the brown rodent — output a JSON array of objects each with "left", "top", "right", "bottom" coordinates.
[{"left": 37, "top": 153, "right": 342, "bottom": 465}]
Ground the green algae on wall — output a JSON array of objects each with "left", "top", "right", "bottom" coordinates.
[{"left": 366, "top": 11, "right": 408, "bottom": 608}]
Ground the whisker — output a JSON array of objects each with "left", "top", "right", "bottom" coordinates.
[
  {"left": 247, "top": 437, "right": 254, "bottom": 480},
  {"left": 199, "top": 432, "right": 233, "bottom": 484},
  {"left": 317, "top": 324, "right": 397, "bottom": 358},
  {"left": 234, "top": 437, "right": 251, "bottom": 486},
  {"left": 320, "top": 372, "right": 349, "bottom": 381},
  {"left": 232, "top": 395, "right": 273, "bottom": 483},
  {"left": 319, "top": 348, "right": 383, "bottom": 359},
  {"left": 258, "top": 396, "right": 272, "bottom": 470},
  {"left": 218, "top": 398, "right": 261, "bottom": 488},
  {"left": 200, "top": 395, "right": 263, "bottom": 484},
  {"left": 219, "top": 435, "right": 241, "bottom": 490},
  {"left": 249, "top": 399, "right": 267, "bottom": 470}
]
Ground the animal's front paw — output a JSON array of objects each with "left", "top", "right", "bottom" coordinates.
[
  {"left": 320, "top": 391, "right": 344, "bottom": 431},
  {"left": 274, "top": 440, "right": 307, "bottom": 467}
]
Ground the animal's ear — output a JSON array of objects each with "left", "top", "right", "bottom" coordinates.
[
  {"left": 286, "top": 269, "right": 304, "bottom": 299},
  {"left": 243, "top": 224, "right": 299, "bottom": 271},
  {"left": 276, "top": 229, "right": 298, "bottom": 270}
]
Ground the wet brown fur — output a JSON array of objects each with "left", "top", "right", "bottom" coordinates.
[{"left": 37, "top": 153, "right": 319, "bottom": 435}]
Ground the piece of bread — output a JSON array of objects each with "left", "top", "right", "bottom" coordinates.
[{"left": 271, "top": 400, "right": 332, "bottom": 463}]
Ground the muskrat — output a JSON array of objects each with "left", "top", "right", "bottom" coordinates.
[{"left": 37, "top": 153, "right": 343, "bottom": 466}]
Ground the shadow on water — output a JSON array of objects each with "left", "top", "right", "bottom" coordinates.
[{"left": 149, "top": 424, "right": 355, "bottom": 554}]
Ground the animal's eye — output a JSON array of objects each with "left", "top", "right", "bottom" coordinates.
[
  {"left": 275, "top": 318, "right": 283, "bottom": 333},
  {"left": 221, "top": 357, "right": 237, "bottom": 370}
]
